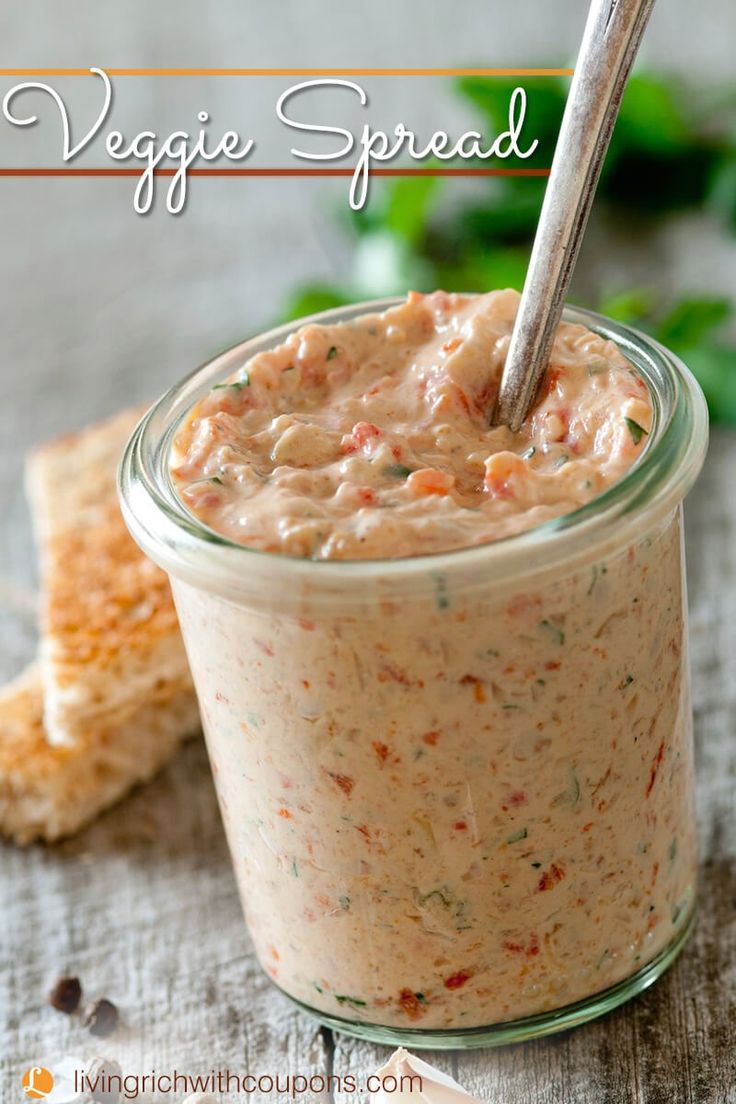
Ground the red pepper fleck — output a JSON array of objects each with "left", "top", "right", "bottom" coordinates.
[
  {"left": 372, "top": 741, "right": 390, "bottom": 763},
  {"left": 422, "top": 730, "right": 440, "bottom": 745},
  {"left": 342, "top": 421, "right": 382, "bottom": 454},
  {"left": 460, "top": 674, "right": 487, "bottom": 703},
  {"left": 327, "top": 771, "right": 355, "bottom": 796},
  {"left": 503, "top": 932, "right": 539, "bottom": 957},
  {"left": 378, "top": 663, "right": 423, "bottom": 688},
  {"left": 444, "top": 970, "right": 472, "bottom": 989},
  {"left": 277, "top": 807, "right": 293, "bottom": 819},
  {"left": 355, "top": 824, "right": 371, "bottom": 842},
  {"left": 646, "top": 740, "right": 665, "bottom": 797},
  {"left": 546, "top": 366, "right": 565, "bottom": 393},
  {"left": 254, "top": 638, "right": 275, "bottom": 657},
  {"left": 508, "top": 791, "right": 527, "bottom": 808},
  {"left": 453, "top": 820, "right": 468, "bottom": 831},
  {"left": 545, "top": 660, "right": 561, "bottom": 671},
  {"left": 398, "top": 988, "right": 426, "bottom": 1020},
  {"left": 537, "top": 863, "right": 566, "bottom": 892}
]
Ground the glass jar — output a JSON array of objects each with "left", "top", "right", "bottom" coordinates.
[{"left": 119, "top": 301, "right": 708, "bottom": 1048}]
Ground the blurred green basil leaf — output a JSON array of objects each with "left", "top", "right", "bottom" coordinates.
[{"left": 655, "top": 297, "right": 732, "bottom": 347}]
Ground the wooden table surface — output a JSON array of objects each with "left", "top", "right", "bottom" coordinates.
[{"left": 0, "top": 425, "right": 733, "bottom": 1104}]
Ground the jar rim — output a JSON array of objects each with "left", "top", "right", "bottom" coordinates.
[{"left": 118, "top": 296, "right": 709, "bottom": 598}]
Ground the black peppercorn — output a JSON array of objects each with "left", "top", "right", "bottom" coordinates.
[
  {"left": 83, "top": 998, "right": 119, "bottom": 1038},
  {"left": 48, "top": 976, "right": 82, "bottom": 1014}
]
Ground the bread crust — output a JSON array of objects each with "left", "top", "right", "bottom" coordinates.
[
  {"left": 26, "top": 408, "right": 194, "bottom": 744},
  {"left": 0, "top": 665, "right": 200, "bottom": 844}
]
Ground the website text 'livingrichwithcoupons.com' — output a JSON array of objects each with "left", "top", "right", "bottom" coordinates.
[{"left": 49, "top": 1063, "right": 424, "bottom": 1099}]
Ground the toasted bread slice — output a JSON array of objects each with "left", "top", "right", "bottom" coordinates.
[
  {"left": 0, "top": 664, "right": 200, "bottom": 844},
  {"left": 26, "top": 408, "right": 194, "bottom": 745}
]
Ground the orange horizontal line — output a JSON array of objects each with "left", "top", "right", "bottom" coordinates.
[
  {"left": 0, "top": 167, "right": 550, "bottom": 177},
  {"left": 0, "top": 67, "right": 573, "bottom": 77}
]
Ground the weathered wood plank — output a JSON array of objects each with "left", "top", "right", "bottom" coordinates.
[{"left": 0, "top": 740, "right": 331, "bottom": 1103}]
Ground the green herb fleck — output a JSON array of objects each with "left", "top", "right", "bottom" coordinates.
[
  {"left": 540, "top": 620, "right": 565, "bottom": 645},
  {"left": 385, "top": 463, "right": 414, "bottom": 478},
  {"left": 507, "top": 827, "right": 528, "bottom": 844},
  {"left": 209, "top": 476, "right": 224, "bottom": 485},
  {"left": 625, "top": 417, "right": 648, "bottom": 445},
  {"left": 314, "top": 983, "right": 323, "bottom": 994},
  {"left": 292, "top": 859, "right": 299, "bottom": 877},
  {"left": 531, "top": 861, "right": 542, "bottom": 869},
  {"left": 339, "top": 895, "right": 351, "bottom": 910},
  {"left": 414, "top": 992, "right": 427, "bottom": 1004},
  {"left": 536, "top": 678, "right": 546, "bottom": 687},
  {"left": 669, "top": 837, "right": 678, "bottom": 863},
  {"left": 327, "top": 345, "right": 338, "bottom": 360},
  {"left": 588, "top": 565, "right": 599, "bottom": 595},
  {"left": 335, "top": 994, "right": 367, "bottom": 1007},
  {"left": 213, "top": 372, "right": 250, "bottom": 390},
  {"left": 433, "top": 573, "right": 450, "bottom": 610},
  {"left": 619, "top": 674, "right": 634, "bottom": 690},
  {"left": 418, "top": 888, "right": 452, "bottom": 909}
]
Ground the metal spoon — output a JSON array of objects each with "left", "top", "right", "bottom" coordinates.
[{"left": 493, "top": 0, "right": 657, "bottom": 431}]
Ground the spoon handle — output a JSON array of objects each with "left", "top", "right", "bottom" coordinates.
[{"left": 494, "top": 0, "right": 657, "bottom": 431}]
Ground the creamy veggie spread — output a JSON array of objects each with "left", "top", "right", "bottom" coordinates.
[
  {"left": 167, "top": 290, "right": 696, "bottom": 1032},
  {"left": 170, "top": 290, "right": 652, "bottom": 558}
]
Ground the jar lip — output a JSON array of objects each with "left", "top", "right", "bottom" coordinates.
[{"left": 119, "top": 296, "right": 709, "bottom": 592}]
